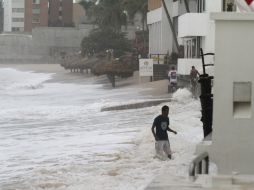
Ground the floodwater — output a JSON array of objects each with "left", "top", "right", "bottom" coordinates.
[{"left": 0, "top": 68, "right": 203, "bottom": 190}]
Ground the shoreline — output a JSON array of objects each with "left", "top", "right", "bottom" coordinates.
[{"left": 0, "top": 63, "right": 170, "bottom": 98}]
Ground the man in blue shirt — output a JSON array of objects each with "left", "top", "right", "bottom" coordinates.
[{"left": 151, "top": 105, "right": 177, "bottom": 159}]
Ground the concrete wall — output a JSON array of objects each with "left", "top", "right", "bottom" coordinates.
[
  {"left": 0, "top": 25, "right": 93, "bottom": 63},
  {"left": 211, "top": 13, "right": 254, "bottom": 174}
]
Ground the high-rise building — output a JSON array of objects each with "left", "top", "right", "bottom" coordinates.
[
  {"left": 4, "top": 0, "right": 25, "bottom": 32},
  {"left": 24, "top": 0, "right": 48, "bottom": 32},
  {"left": 48, "top": 0, "right": 73, "bottom": 27},
  {"left": 73, "top": 3, "right": 86, "bottom": 27},
  {"left": 0, "top": 0, "right": 3, "bottom": 33}
]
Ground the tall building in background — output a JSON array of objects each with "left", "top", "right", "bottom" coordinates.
[
  {"left": 0, "top": 0, "right": 3, "bottom": 33},
  {"left": 73, "top": 3, "right": 86, "bottom": 27},
  {"left": 25, "top": 0, "right": 48, "bottom": 32},
  {"left": 48, "top": 0, "right": 73, "bottom": 27},
  {"left": 4, "top": 0, "right": 25, "bottom": 32}
]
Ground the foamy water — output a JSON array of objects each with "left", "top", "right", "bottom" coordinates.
[{"left": 0, "top": 68, "right": 203, "bottom": 190}]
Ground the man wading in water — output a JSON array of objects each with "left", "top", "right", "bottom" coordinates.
[{"left": 151, "top": 105, "right": 177, "bottom": 159}]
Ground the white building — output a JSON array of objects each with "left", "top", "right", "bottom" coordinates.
[
  {"left": 4, "top": 0, "right": 25, "bottom": 32},
  {"left": 177, "top": 0, "right": 222, "bottom": 75},
  {"left": 147, "top": 0, "right": 174, "bottom": 64},
  {"left": 147, "top": 0, "right": 237, "bottom": 72}
]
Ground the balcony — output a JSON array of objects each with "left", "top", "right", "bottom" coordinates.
[
  {"left": 147, "top": 7, "right": 162, "bottom": 25},
  {"left": 178, "top": 13, "right": 209, "bottom": 38}
]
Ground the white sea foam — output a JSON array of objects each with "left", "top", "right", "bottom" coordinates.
[
  {"left": 0, "top": 68, "right": 52, "bottom": 91},
  {"left": 172, "top": 88, "right": 192, "bottom": 103},
  {"left": 0, "top": 68, "right": 204, "bottom": 190}
]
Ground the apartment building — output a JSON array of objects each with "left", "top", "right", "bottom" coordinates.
[
  {"left": 24, "top": 0, "right": 48, "bottom": 32},
  {"left": 0, "top": 0, "right": 3, "bottom": 33},
  {"left": 73, "top": 3, "right": 86, "bottom": 27},
  {"left": 48, "top": 0, "right": 73, "bottom": 27},
  {"left": 147, "top": 0, "right": 238, "bottom": 74},
  {"left": 4, "top": 0, "right": 25, "bottom": 32},
  {"left": 147, "top": 0, "right": 174, "bottom": 63}
]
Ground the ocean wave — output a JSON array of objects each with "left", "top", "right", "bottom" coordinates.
[{"left": 0, "top": 68, "right": 52, "bottom": 91}]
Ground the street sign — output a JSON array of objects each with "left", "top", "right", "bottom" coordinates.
[{"left": 139, "top": 59, "right": 153, "bottom": 76}]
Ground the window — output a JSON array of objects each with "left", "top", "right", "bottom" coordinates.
[
  {"left": 32, "top": 8, "right": 40, "bottom": 14},
  {"left": 12, "top": 27, "right": 24, "bottom": 32},
  {"left": 223, "top": 0, "right": 236, "bottom": 12},
  {"left": 12, "top": 8, "right": 24, "bottom": 13},
  {"left": 233, "top": 82, "right": 252, "bottom": 118},
  {"left": 33, "top": 4, "right": 40, "bottom": 9},
  {"left": 197, "top": 0, "right": 205, "bottom": 13},
  {"left": 32, "top": 15, "right": 40, "bottom": 23},
  {"left": 33, "top": 0, "right": 40, "bottom": 4},
  {"left": 183, "top": 37, "right": 201, "bottom": 58},
  {"left": 12, "top": 17, "right": 24, "bottom": 22}
]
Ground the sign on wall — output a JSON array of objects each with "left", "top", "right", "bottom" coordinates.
[{"left": 139, "top": 59, "right": 153, "bottom": 76}]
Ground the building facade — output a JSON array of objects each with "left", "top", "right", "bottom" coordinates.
[
  {"left": 147, "top": 0, "right": 238, "bottom": 74},
  {"left": 4, "top": 0, "right": 25, "bottom": 32},
  {"left": 0, "top": 0, "right": 3, "bottom": 33},
  {"left": 24, "top": 0, "right": 48, "bottom": 32},
  {"left": 177, "top": 0, "right": 238, "bottom": 75},
  {"left": 48, "top": 0, "right": 73, "bottom": 27},
  {"left": 73, "top": 3, "right": 86, "bottom": 27},
  {"left": 147, "top": 0, "right": 174, "bottom": 64}
]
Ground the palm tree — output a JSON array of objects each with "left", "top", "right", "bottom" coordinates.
[
  {"left": 122, "top": 0, "right": 148, "bottom": 31},
  {"left": 79, "top": 0, "right": 127, "bottom": 32}
]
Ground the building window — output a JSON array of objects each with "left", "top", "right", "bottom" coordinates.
[
  {"left": 12, "top": 17, "right": 24, "bottom": 22},
  {"left": 33, "top": 4, "right": 40, "bottom": 9},
  {"left": 12, "top": 27, "right": 24, "bottom": 32},
  {"left": 197, "top": 0, "right": 205, "bottom": 13},
  {"left": 183, "top": 37, "right": 200, "bottom": 58},
  {"left": 33, "top": 0, "right": 40, "bottom": 4},
  {"left": 12, "top": 8, "right": 24, "bottom": 13},
  {"left": 32, "top": 8, "right": 40, "bottom": 14},
  {"left": 223, "top": 0, "right": 236, "bottom": 12},
  {"left": 32, "top": 15, "right": 40, "bottom": 23}
]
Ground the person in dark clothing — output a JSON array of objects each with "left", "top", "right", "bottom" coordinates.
[
  {"left": 190, "top": 66, "right": 200, "bottom": 98},
  {"left": 151, "top": 105, "right": 177, "bottom": 159}
]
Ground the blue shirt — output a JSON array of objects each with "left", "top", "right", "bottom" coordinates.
[{"left": 153, "top": 115, "right": 170, "bottom": 140}]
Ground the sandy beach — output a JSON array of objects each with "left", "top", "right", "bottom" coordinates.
[{"left": 0, "top": 63, "right": 170, "bottom": 98}]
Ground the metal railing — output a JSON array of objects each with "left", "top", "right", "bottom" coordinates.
[{"left": 189, "top": 152, "right": 209, "bottom": 180}]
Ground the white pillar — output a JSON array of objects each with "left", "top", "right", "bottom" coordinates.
[{"left": 211, "top": 13, "right": 254, "bottom": 174}]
